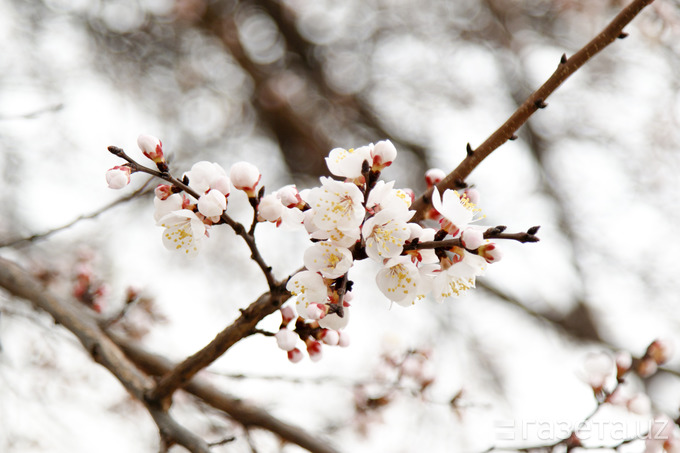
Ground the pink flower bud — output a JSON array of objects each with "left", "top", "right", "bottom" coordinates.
[
  {"left": 321, "top": 329, "right": 340, "bottom": 346},
  {"left": 106, "top": 166, "right": 132, "bottom": 189},
  {"left": 280, "top": 305, "right": 296, "bottom": 324},
  {"left": 306, "top": 303, "right": 326, "bottom": 320},
  {"left": 425, "top": 168, "right": 446, "bottom": 188},
  {"left": 636, "top": 357, "right": 658, "bottom": 377},
  {"left": 615, "top": 351, "right": 632, "bottom": 378},
  {"left": 276, "top": 185, "right": 302, "bottom": 208},
  {"left": 478, "top": 243, "right": 503, "bottom": 263},
  {"left": 371, "top": 140, "right": 397, "bottom": 171},
  {"left": 287, "top": 348, "right": 304, "bottom": 363},
  {"left": 230, "top": 161, "right": 261, "bottom": 197},
  {"left": 155, "top": 184, "right": 173, "bottom": 200},
  {"left": 137, "top": 134, "right": 164, "bottom": 164},
  {"left": 646, "top": 339, "right": 673, "bottom": 365},
  {"left": 461, "top": 228, "right": 485, "bottom": 250},
  {"left": 338, "top": 331, "right": 350, "bottom": 348},
  {"left": 306, "top": 340, "right": 323, "bottom": 362},
  {"left": 275, "top": 329, "right": 298, "bottom": 351}
]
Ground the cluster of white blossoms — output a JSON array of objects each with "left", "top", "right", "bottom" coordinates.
[
  {"left": 107, "top": 135, "right": 509, "bottom": 362},
  {"left": 283, "top": 141, "right": 502, "bottom": 329}
]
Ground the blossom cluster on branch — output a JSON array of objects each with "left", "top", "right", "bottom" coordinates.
[{"left": 106, "top": 135, "right": 539, "bottom": 362}]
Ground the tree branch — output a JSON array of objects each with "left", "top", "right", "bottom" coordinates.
[
  {"left": 0, "top": 256, "right": 211, "bottom": 453},
  {"left": 109, "top": 330, "right": 341, "bottom": 453},
  {"left": 148, "top": 287, "right": 290, "bottom": 406},
  {"left": 411, "top": 0, "right": 656, "bottom": 221}
]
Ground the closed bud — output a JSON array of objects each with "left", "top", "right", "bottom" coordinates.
[
  {"left": 306, "top": 340, "right": 323, "bottom": 362},
  {"left": 275, "top": 329, "right": 298, "bottom": 351},
  {"left": 646, "top": 339, "right": 673, "bottom": 365},
  {"left": 280, "top": 305, "right": 296, "bottom": 325},
  {"left": 106, "top": 165, "right": 132, "bottom": 189},
  {"left": 461, "top": 228, "right": 485, "bottom": 250},
  {"left": 137, "top": 134, "right": 164, "bottom": 164},
  {"left": 230, "top": 161, "right": 261, "bottom": 197},
  {"left": 287, "top": 348, "right": 304, "bottom": 363},
  {"left": 321, "top": 329, "right": 340, "bottom": 346},
  {"left": 425, "top": 168, "right": 446, "bottom": 188},
  {"left": 155, "top": 184, "right": 173, "bottom": 200},
  {"left": 338, "top": 331, "right": 350, "bottom": 347},
  {"left": 371, "top": 140, "right": 397, "bottom": 172},
  {"left": 478, "top": 243, "right": 503, "bottom": 263}
]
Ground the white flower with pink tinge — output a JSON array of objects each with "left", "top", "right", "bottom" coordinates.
[
  {"left": 184, "top": 161, "right": 231, "bottom": 196},
  {"left": 286, "top": 270, "right": 328, "bottom": 320},
  {"left": 428, "top": 251, "right": 486, "bottom": 303},
  {"left": 137, "top": 134, "right": 164, "bottom": 164},
  {"left": 362, "top": 208, "right": 413, "bottom": 262},
  {"left": 376, "top": 257, "right": 427, "bottom": 306},
  {"left": 325, "top": 145, "right": 373, "bottom": 179},
  {"left": 304, "top": 177, "right": 366, "bottom": 231},
  {"left": 431, "top": 186, "right": 482, "bottom": 237},
  {"left": 157, "top": 209, "right": 206, "bottom": 257},
  {"left": 303, "top": 242, "right": 353, "bottom": 279},
  {"left": 106, "top": 166, "right": 132, "bottom": 189}
]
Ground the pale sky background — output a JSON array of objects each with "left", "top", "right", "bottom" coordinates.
[{"left": 1, "top": 1, "right": 680, "bottom": 452}]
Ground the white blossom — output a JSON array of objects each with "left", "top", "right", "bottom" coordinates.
[
  {"left": 153, "top": 193, "right": 184, "bottom": 222},
  {"left": 376, "top": 257, "right": 426, "bottom": 306},
  {"left": 319, "top": 308, "right": 350, "bottom": 330},
  {"left": 286, "top": 271, "right": 328, "bottom": 319},
  {"left": 305, "top": 177, "right": 366, "bottom": 231},
  {"left": 362, "top": 209, "right": 412, "bottom": 262},
  {"left": 303, "top": 242, "right": 353, "bottom": 279},
  {"left": 157, "top": 209, "right": 206, "bottom": 257},
  {"left": 432, "top": 186, "right": 481, "bottom": 237},
  {"left": 197, "top": 189, "right": 227, "bottom": 219},
  {"left": 428, "top": 252, "right": 486, "bottom": 302},
  {"left": 185, "top": 161, "right": 230, "bottom": 195},
  {"left": 325, "top": 145, "right": 372, "bottom": 179},
  {"left": 366, "top": 180, "right": 411, "bottom": 214}
]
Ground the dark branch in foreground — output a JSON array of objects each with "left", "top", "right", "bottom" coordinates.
[
  {"left": 0, "top": 256, "right": 211, "bottom": 453},
  {"left": 109, "top": 331, "right": 340, "bottom": 453},
  {"left": 411, "top": 0, "right": 656, "bottom": 220}
]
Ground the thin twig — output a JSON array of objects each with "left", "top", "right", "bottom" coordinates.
[
  {"left": 0, "top": 178, "right": 154, "bottom": 248},
  {"left": 108, "top": 146, "right": 278, "bottom": 290},
  {"left": 411, "top": 0, "right": 656, "bottom": 221}
]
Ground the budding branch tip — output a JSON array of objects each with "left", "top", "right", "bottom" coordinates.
[
  {"left": 509, "top": 134, "right": 518, "bottom": 141},
  {"left": 466, "top": 143, "right": 474, "bottom": 156},
  {"left": 618, "top": 32, "right": 629, "bottom": 39},
  {"left": 107, "top": 145, "right": 124, "bottom": 155},
  {"left": 560, "top": 53, "right": 568, "bottom": 64}
]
